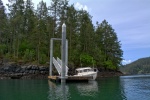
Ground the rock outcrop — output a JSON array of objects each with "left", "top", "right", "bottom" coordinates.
[{"left": 0, "top": 63, "right": 49, "bottom": 79}]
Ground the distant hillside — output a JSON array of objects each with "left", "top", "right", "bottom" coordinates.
[{"left": 120, "top": 57, "right": 150, "bottom": 74}]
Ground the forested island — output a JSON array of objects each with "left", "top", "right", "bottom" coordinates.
[
  {"left": 120, "top": 57, "right": 150, "bottom": 75},
  {"left": 0, "top": 0, "right": 123, "bottom": 78}
]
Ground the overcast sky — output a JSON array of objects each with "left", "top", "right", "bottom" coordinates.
[{"left": 2, "top": 0, "right": 150, "bottom": 65}]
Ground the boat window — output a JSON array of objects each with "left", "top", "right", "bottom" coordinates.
[
  {"left": 84, "top": 69, "right": 91, "bottom": 72},
  {"left": 84, "top": 69, "right": 88, "bottom": 72}
]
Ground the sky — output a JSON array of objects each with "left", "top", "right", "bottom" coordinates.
[{"left": 2, "top": 0, "right": 150, "bottom": 65}]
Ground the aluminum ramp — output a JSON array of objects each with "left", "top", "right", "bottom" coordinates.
[{"left": 53, "top": 57, "right": 68, "bottom": 76}]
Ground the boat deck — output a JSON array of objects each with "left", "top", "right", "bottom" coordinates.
[{"left": 48, "top": 75, "right": 93, "bottom": 83}]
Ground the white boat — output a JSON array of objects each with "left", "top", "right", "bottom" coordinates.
[
  {"left": 52, "top": 57, "right": 98, "bottom": 81},
  {"left": 74, "top": 67, "right": 98, "bottom": 80}
]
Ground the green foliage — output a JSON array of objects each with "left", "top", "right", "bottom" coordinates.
[
  {"left": 5, "top": 53, "right": 12, "bottom": 59},
  {"left": 19, "top": 41, "right": 33, "bottom": 56},
  {"left": 0, "top": 0, "right": 123, "bottom": 71},
  {"left": 105, "top": 60, "right": 116, "bottom": 70},
  {"left": 80, "top": 54, "right": 96, "bottom": 66},
  {"left": 0, "top": 44, "right": 7, "bottom": 54},
  {"left": 23, "top": 49, "right": 35, "bottom": 62},
  {"left": 39, "top": 53, "right": 47, "bottom": 64}
]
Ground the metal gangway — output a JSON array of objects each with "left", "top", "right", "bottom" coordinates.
[{"left": 53, "top": 57, "right": 68, "bottom": 76}]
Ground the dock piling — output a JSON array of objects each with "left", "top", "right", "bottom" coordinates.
[{"left": 61, "top": 23, "right": 66, "bottom": 83}]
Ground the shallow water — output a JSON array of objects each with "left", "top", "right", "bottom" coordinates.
[{"left": 0, "top": 75, "right": 150, "bottom": 100}]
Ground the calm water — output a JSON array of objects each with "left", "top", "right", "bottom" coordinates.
[{"left": 0, "top": 75, "right": 150, "bottom": 100}]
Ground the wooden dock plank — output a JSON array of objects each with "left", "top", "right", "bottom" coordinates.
[{"left": 48, "top": 76, "right": 58, "bottom": 80}]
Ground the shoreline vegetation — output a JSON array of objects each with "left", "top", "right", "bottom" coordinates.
[
  {"left": 0, "top": 0, "right": 123, "bottom": 74},
  {"left": 0, "top": 61, "right": 123, "bottom": 80}
]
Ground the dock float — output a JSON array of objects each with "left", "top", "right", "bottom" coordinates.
[{"left": 48, "top": 76, "right": 92, "bottom": 83}]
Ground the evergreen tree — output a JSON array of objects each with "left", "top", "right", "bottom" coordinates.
[
  {"left": 34, "top": 0, "right": 48, "bottom": 64},
  {"left": 19, "top": 0, "right": 36, "bottom": 62},
  {"left": 96, "top": 20, "right": 123, "bottom": 70},
  {"left": 0, "top": 0, "right": 7, "bottom": 56},
  {"left": 24, "top": 0, "right": 35, "bottom": 36},
  {"left": 66, "top": 5, "right": 78, "bottom": 63},
  {"left": 77, "top": 10, "right": 95, "bottom": 66},
  {"left": 49, "top": 0, "right": 61, "bottom": 36},
  {"left": 7, "top": 0, "right": 25, "bottom": 59},
  {"left": 0, "top": 0, "right": 6, "bottom": 36},
  {"left": 58, "top": 0, "right": 68, "bottom": 25}
]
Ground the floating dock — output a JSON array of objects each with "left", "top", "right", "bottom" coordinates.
[{"left": 48, "top": 76, "right": 92, "bottom": 83}]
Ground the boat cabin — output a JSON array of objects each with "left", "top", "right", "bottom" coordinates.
[{"left": 75, "top": 67, "right": 94, "bottom": 74}]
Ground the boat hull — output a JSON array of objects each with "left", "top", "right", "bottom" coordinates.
[{"left": 74, "top": 72, "right": 97, "bottom": 80}]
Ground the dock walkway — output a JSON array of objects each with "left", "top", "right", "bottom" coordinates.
[{"left": 48, "top": 76, "right": 92, "bottom": 83}]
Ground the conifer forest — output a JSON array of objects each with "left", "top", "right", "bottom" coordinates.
[{"left": 0, "top": 0, "right": 123, "bottom": 70}]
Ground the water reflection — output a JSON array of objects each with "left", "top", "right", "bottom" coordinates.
[
  {"left": 76, "top": 81, "right": 98, "bottom": 96},
  {"left": 97, "top": 77, "right": 127, "bottom": 100},
  {"left": 48, "top": 81, "right": 98, "bottom": 100},
  {"left": 48, "top": 81, "right": 70, "bottom": 100},
  {"left": 48, "top": 77, "right": 131, "bottom": 100}
]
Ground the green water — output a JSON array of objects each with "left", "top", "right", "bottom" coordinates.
[{"left": 0, "top": 75, "right": 150, "bottom": 100}]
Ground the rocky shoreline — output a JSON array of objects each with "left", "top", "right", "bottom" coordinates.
[
  {"left": 0, "top": 63, "right": 49, "bottom": 79},
  {"left": 0, "top": 63, "right": 123, "bottom": 79}
]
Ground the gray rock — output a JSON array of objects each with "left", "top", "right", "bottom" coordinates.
[
  {"left": 35, "top": 70, "right": 39, "bottom": 74},
  {"left": 40, "top": 71, "right": 44, "bottom": 74},
  {"left": 39, "top": 66, "right": 46, "bottom": 71},
  {"left": 4, "top": 67, "right": 9, "bottom": 72},
  {"left": 25, "top": 70, "right": 29, "bottom": 73},
  {"left": 20, "top": 68, "right": 26, "bottom": 73},
  {"left": 31, "top": 65, "right": 39, "bottom": 70},
  {"left": 29, "top": 70, "right": 33, "bottom": 74},
  {"left": 21, "top": 66, "right": 27, "bottom": 69},
  {"left": 15, "top": 68, "right": 21, "bottom": 73},
  {"left": 27, "top": 65, "right": 32, "bottom": 70},
  {"left": 40, "top": 71, "right": 47, "bottom": 74}
]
